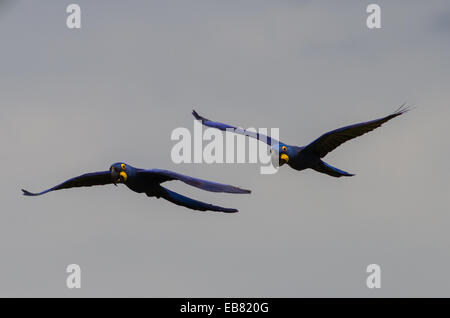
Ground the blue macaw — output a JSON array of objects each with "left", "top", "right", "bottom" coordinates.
[
  {"left": 193, "top": 105, "right": 409, "bottom": 177},
  {"left": 22, "top": 162, "right": 251, "bottom": 213}
]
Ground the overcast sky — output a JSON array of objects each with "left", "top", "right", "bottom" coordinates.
[{"left": 1, "top": 0, "right": 449, "bottom": 297}]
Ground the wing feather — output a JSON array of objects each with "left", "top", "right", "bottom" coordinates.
[
  {"left": 156, "top": 186, "right": 238, "bottom": 213},
  {"left": 22, "top": 171, "right": 112, "bottom": 196},
  {"left": 304, "top": 105, "right": 410, "bottom": 158},
  {"left": 138, "top": 169, "right": 251, "bottom": 194},
  {"left": 193, "top": 110, "right": 276, "bottom": 146}
]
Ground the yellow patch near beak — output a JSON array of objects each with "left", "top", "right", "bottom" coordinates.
[
  {"left": 280, "top": 153, "right": 289, "bottom": 163},
  {"left": 120, "top": 171, "right": 128, "bottom": 182}
]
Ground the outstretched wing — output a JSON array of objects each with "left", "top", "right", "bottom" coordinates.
[
  {"left": 157, "top": 186, "right": 238, "bottom": 213},
  {"left": 303, "top": 105, "right": 410, "bottom": 158},
  {"left": 192, "top": 110, "right": 276, "bottom": 146},
  {"left": 137, "top": 169, "right": 251, "bottom": 194},
  {"left": 22, "top": 171, "right": 112, "bottom": 196}
]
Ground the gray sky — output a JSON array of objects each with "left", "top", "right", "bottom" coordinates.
[{"left": 1, "top": 0, "right": 449, "bottom": 297}]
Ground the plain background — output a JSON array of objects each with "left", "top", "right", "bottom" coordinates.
[{"left": 0, "top": 0, "right": 449, "bottom": 297}]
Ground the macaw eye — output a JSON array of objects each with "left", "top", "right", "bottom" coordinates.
[
  {"left": 121, "top": 164, "right": 126, "bottom": 170},
  {"left": 282, "top": 146, "right": 287, "bottom": 152}
]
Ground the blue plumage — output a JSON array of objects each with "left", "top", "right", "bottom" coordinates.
[
  {"left": 193, "top": 104, "right": 410, "bottom": 177},
  {"left": 22, "top": 163, "right": 250, "bottom": 213}
]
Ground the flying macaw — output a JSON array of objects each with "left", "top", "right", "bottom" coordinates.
[
  {"left": 22, "top": 162, "right": 251, "bottom": 213},
  {"left": 192, "top": 104, "right": 410, "bottom": 177}
]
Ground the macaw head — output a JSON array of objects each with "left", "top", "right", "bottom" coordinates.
[
  {"left": 110, "top": 162, "right": 130, "bottom": 184},
  {"left": 270, "top": 143, "right": 294, "bottom": 167}
]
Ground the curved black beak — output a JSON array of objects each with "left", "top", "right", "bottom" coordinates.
[{"left": 110, "top": 166, "right": 120, "bottom": 186}]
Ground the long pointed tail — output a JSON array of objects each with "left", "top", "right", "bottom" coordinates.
[{"left": 313, "top": 160, "right": 355, "bottom": 178}]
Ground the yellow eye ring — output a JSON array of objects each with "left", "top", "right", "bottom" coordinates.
[
  {"left": 121, "top": 163, "right": 126, "bottom": 170},
  {"left": 282, "top": 146, "right": 287, "bottom": 152}
]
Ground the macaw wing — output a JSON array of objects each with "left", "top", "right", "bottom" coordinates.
[
  {"left": 303, "top": 105, "right": 410, "bottom": 158},
  {"left": 22, "top": 171, "right": 112, "bottom": 196},
  {"left": 157, "top": 186, "right": 238, "bottom": 213},
  {"left": 192, "top": 110, "right": 276, "bottom": 146},
  {"left": 137, "top": 169, "right": 251, "bottom": 194}
]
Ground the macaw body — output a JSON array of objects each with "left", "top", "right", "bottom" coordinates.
[
  {"left": 22, "top": 163, "right": 250, "bottom": 213},
  {"left": 193, "top": 104, "right": 409, "bottom": 177},
  {"left": 274, "top": 145, "right": 354, "bottom": 177}
]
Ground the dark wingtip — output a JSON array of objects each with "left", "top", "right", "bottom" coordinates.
[
  {"left": 231, "top": 187, "right": 251, "bottom": 194},
  {"left": 192, "top": 109, "right": 202, "bottom": 120},
  {"left": 223, "top": 208, "right": 239, "bottom": 213},
  {"left": 394, "top": 103, "right": 414, "bottom": 116},
  {"left": 22, "top": 189, "right": 35, "bottom": 196},
  {"left": 192, "top": 109, "right": 209, "bottom": 122}
]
